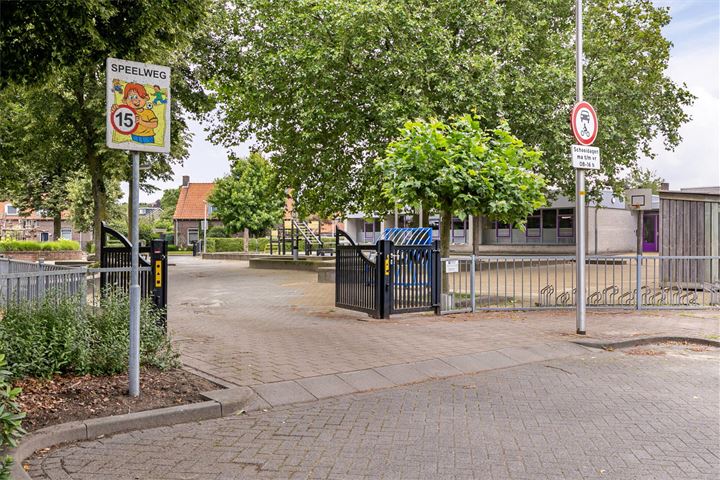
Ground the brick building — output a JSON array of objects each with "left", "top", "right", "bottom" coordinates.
[
  {"left": 173, "top": 176, "right": 224, "bottom": 247},
  {"left": 0, "top": 201, "right": 92, "bottom": 245}
]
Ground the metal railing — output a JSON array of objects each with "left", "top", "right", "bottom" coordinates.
[
  {"left": 0, "top": 257, "right": 76, "bottom": 274},
  {"left": 440, "top": 255, "right": 720, "bottom": 313},
  {"left": 440, "top": 256, "right": 475, "bottom": 314},
  {"left": 1, "top": 263, "right": 152, "bottom": 309}
]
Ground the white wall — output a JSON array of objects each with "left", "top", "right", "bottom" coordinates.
[{"left": 589, "top": 208, "right": 638, "bottom": 254}]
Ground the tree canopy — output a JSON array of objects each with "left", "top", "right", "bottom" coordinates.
[
  {"left": 0, "top": 0, "right": 213, "bottom": 253},
  {"left": 378, "top": 114, "right": 547, "bottom": 256},
  {"left": 208, "top": 153, "right": 286, "bottom": 236},
  {"left": 205, "top": 0, "right": 693, "bottom": 216}
]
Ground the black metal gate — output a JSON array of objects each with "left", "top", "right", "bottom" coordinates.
[
  {"left": 335, "top": 230, "right": 440, "bottom": 318},
  {"left": 100, "top": 222, "right": 168, "bottom": 327}
]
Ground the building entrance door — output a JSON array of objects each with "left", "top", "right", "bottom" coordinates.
[{"left": 642, "top": 213, "right": 659, "bottom": 252}]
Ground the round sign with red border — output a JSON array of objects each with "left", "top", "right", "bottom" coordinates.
[
  {"left": 110, "top": 105, "right": 139, "bottom": 135},
  {"left": 570, "top": 101, "right": 598, "bottom": 145}
]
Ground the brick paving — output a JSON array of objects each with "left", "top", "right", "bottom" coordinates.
[
  {"left": 168, "top": 257, "right": 719, "bottom": 387},
  {"left": 28, "top": 346, "right": 720, "bottom": 479}
]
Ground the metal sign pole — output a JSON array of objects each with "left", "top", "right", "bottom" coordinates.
[
  {"left": 129, "top": 151, "right": 141, "bottom": 396},
  {"left": 575, "top": 0, "right": 586, "bottom": 335}
]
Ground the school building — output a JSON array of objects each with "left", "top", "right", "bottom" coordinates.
[{"left": 343, "top": 191, "right": 661, "bottom": 255}]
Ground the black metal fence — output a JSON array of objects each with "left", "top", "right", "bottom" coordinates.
[
  {"left": 100, "top": 222, "right": 168, "bottom": 326},
  {"left": 335, "top": 230, "right": 440, "bottom": 318}
]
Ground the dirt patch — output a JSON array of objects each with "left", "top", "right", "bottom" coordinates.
[
  {"left": 16, "top": 368, "right": 219, "bottom": 432},
  {"left": 624, "top": 347, "right": 666, "bottom": 356}
]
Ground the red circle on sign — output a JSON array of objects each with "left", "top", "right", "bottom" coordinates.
[
  {"left": 570, "top": 101, "right": 598, "bottom": 145},
  {"left": 110, "top": 105, "right": 139, "bottom": 135}
]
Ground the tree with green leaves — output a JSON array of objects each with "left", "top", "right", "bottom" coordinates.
[
  {"left": 0, "top": 0, "right": 213, "bottom": 254},
  {"left": 208, "top": 153, "right": 285, "bottom": 252},
  {"left": 205, "top": 0, "right": 692, "bottom": 217},
  {"left": 623, "top": 168, "right": 665, "bottom": 194},
  {"left": 66, "top": 174, "right": 124, "bottom": 238},
  {"left": 378, "top": 115, "right": 547, "bottom": 257}
]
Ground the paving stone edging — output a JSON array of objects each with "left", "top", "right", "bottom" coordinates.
[
  {"left": 573, "top": 335, "right": 720, "bottom": 350},
  {"left": 2, "top": 340, "right": 627, "bottom": 479}
]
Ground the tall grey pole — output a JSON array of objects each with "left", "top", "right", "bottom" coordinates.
[
  {"left": 129, "top": 151, "right": 141, "bottom": 396},
  {"left": 203, "top": 201, "right": 207, "bottom": 254},
  {"left": 575, "top": 0, "right": 586, "bottom": 335}
]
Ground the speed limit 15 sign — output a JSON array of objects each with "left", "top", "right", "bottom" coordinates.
[{"left": 106, "top": 58, "right": 171, "bottom": 153}]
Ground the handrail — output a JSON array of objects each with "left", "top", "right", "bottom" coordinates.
[{"left": 292, "top": 219, "right": 322, "bottom": 245}]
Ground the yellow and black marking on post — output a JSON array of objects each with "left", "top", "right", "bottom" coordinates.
[{"left": 155, "top": 259, "right": 162, "bottom": 287}]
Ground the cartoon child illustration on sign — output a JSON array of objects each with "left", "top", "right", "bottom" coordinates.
[
  {"left": 111, "top": 82, "right": 158, "bottom": 144},
  {"left": 152, "top": 85, "right": 168, "bottom": 105}
]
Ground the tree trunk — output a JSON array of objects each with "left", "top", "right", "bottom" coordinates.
[
  {"left": 420, "top": 202, "right": 430, "bottom": 228},
  {"left": 440, "top": 209, "right": 453, "bottom": 295},
  {"left": 440, "top": 209, "right": 452, "bottom": 259},
  {"left": 243, "top": 227, "right": 250, "bottom": 253},
  {"left": 53, "top": 213, "right": 62, "bottom": 240},
  {"left": 90, "top": 152, "right": 107, "bottom": 258},
  {"left": 472, "top": 213, "right": 481, "bottom": 256}
]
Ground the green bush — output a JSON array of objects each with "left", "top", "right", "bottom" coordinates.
[
  {"left": 203, "top": 237, "right": 270, "bottom": 253},
  {"left": 0, "top": 354, "right": 25, "bottom": 478},
  {"left": 0, "top": 239, "right": 80, "bottom": 252},
  {"left": 0, "top": 292, "right": 178, "bottom": 379},
  {"left": 207, "top": 226, "right": 227, "bottom": 238}
]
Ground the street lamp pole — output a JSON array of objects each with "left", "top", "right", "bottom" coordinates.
[
  {"left": 575, "top": 0, "right": 586, "bottom": 335},
  {"left": 203, "top": 200, "right": 207, "bottom": 254}
]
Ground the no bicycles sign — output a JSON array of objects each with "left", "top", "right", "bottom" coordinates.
[{"left": 106, "top": 58, "right": 171, "bottom": 153}]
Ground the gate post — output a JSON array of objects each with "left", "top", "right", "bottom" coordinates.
[
  {"left": 151, "top": 239, "right": 168, "bottom": 331},
  {"left": 377, "top": 240, "right": 392, "bottom": 319},
  {"left": 432, "top": 240, "right": 441, "bottom": 315},
  {"left": 635, "top": 254, "right": 642, "bottom": 310}
]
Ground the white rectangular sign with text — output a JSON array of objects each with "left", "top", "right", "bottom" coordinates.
[
  {"left": 571, "top": 145, "right": 600, "bottom": 170},
  {"left": 445, "top": 260, "right": 459, "bottom": 273}
]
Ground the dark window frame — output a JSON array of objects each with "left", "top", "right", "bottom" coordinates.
[
  {"left": 557, "top": 208, "right": 575, "bottom": 237},
  {"left": 495, "top": 220, "right": 512, "bottom": 238},
  {"left": 525, "top": 211, "right": 542, "bottom": 238}
]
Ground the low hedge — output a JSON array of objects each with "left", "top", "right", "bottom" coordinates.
[
  {"left": 0, "top": 239, "right": 80, "bottom": 252},
  {"left": 206, "top": 237, "right": 270, "bottom": 253}
]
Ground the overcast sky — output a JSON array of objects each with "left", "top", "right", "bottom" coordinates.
[{"left": 137, "top": 0, "right": 719, "bottom": 202}]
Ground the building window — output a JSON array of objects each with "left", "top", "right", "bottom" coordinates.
[
  {"left": 495, "top": 220, "right": 512, "bottom": 238},
  {"left": 40, "top": 232, "right": 50, "bottom": 242},
  {"left": 363, "top": 219, "right": 380, "bottom": 243},
  {"left": 206, "top": 204, "right": 216, "bottom": 216},
  {"left": 61, "top": 228, "right": 73, "bottom": 240},
  {"left": 558, "top": 208, "right": 574, "bottom": 237},
  {"left": 451, "top": 217, "right": 467, "bottom": 244},
  {"left": 526, "top": 210, "right": 541, "bottom": 237},
  {"left": 5, "top": 204, "right": 18, "bottom": 215},
  {"left": 188, "top": 228, "right": 199, "bottom": 243},
  {"left": 542, "top": 209, "right": 557, "bottom": 229}
]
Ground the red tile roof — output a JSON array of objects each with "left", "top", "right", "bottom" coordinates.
[{"left": 173, "top": 183, "right": 215, "bottom": 220}]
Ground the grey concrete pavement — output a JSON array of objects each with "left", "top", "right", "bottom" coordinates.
[
  {"left": 28, "top": 345, "right": 720, "bottom": 479},
  {"left": 167, "top": 256, "right": 719, "bottom": 388}
]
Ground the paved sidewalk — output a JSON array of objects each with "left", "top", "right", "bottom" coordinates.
[
  {"left": 168, "top": 257, "right": 719, "bottom": 388},
  {"left": 28, "top": 346, "right": 720, "bottom": 479}
]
